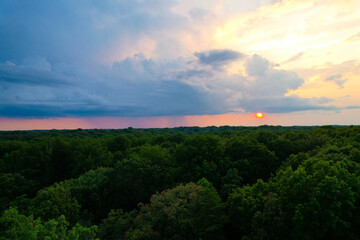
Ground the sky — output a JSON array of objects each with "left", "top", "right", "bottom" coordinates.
[{"left": 1, "top": 0, "right": 360, "bottom": 130}]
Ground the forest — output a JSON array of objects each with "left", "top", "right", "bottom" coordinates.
[{"left": 1, "top": 125, "right": 360, "bottom": 239}]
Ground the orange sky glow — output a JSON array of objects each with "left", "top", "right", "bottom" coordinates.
[
  {"left": 1, "top": 0, "right": 360, "bottom": 130},
  {"left": 2, "top": 108, "right": 360, "bottom": 130}
]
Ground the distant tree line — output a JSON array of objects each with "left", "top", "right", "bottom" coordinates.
[{"left": 0, "top": 125, "right": 360, "bottom": 239}]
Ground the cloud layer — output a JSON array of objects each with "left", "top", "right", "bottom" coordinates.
[
  {"left": 0, "top": 50, "right": 341, "bottom": 117},
  {"left": 0, "top": 0, "right": 356, "bottom": 118}
]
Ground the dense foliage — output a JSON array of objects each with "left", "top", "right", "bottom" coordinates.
[{"left": 0, "top": 125, "right": 359, "bottom": 239}]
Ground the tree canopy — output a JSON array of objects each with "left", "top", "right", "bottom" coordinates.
[{"left": 1, "top": 125, "right": 360, "bottom": 239}]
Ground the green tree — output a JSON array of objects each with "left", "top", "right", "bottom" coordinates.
[
  {"left": 126, "top": 181, "right": 226, "bottom": 240},
  {"left": 99, "top": 209, "right": 136, "bottom": 240},
  {"left": 0, "top": 208, "right": 98, "bottom": 240},
  {"left": 48, "top": 137, "right": 72, "bottom": 183},
  {"left": 227, "top": 155, "right": 360, "bottom": 240},
  {"left": 70, "top": 138, "right": 113, "bottom": 178},
  {"left": 61, "top": 168, "right": 112, "bottom": 223},
  {"left": 173, "top": 135, "right": 224, "bottom": 185},
  {"left": 107, "top": 156, "right": 166, "bottom": 211},
  {"left": 107, "top": 135, "right": 132, "bottom": 153},
  {"left": 29, "top": 183, "right": 80, "bottom": 224},
  {"left": 225, "top": 136, "right": 278, "bottom": 184},
  {"left": 219, "top": 168, "right": 243, "bottom": 199},
  {"left": 0, "top": 173, "right": 37, "bottom": 212}
]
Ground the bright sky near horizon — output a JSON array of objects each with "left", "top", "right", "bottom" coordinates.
[{"left": 0, "top": 0, "right": 360, "bottom": 129}]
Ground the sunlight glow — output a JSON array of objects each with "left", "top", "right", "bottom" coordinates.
[{"left": 256, "top": 112, "right": 264, "bottom": 118}]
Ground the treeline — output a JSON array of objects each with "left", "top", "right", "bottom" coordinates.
[{"left": 0, "top": 125, "right": 360, "bottom": 239}]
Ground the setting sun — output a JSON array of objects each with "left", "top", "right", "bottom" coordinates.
[{"left": 256, "top": 112, "right": 264, "bottom": 118}]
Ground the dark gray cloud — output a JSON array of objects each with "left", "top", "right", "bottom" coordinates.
[
  {"left": 231, "top": 55, "right": 342, "bottom": 113},
  {"left": 0, "top": 52, "right": 349, "bottom": 118},
  {"left": 0, "top": 60, "right": 72, "bottom": 87},
  {"left": 0, "top": 104, "right": 145, "bottom": 118},
  {"left": 195, "top": 49, "right": 244, "bottom": 67},
  {"left": 0, "top": 54, "right": 226, "bottom": 118},
  {"left": 239, "top": 96, "right": 339, "bottom": 113},
  {"left": 0, "top": 1, "right": 351, "bottom": 118},
  {"left": 0, "top": 0, "right": 183, "bottom": 64},
  {"left": 244, "top": 54, "right": 304, "bottom": 96},
  {"left": 244, "top": 54, "right": 270, "bottom": 76},
  {"left": 312, "top": 97, "right": 334, "bottom": 104}
]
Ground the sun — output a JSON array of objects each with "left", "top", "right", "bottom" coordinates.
[{"left": 256, "top": 112, "right": 264, "bottom": 118}]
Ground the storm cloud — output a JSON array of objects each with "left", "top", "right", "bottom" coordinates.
[
  {"left": 0, "top": 0, "right": 350, "bottom": 118},
  {"left": 0, "top": 51, "right": 342, "bottom": 118},
  {"left": 195, "top": 49, "right": 244, "bottom": 67}
]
